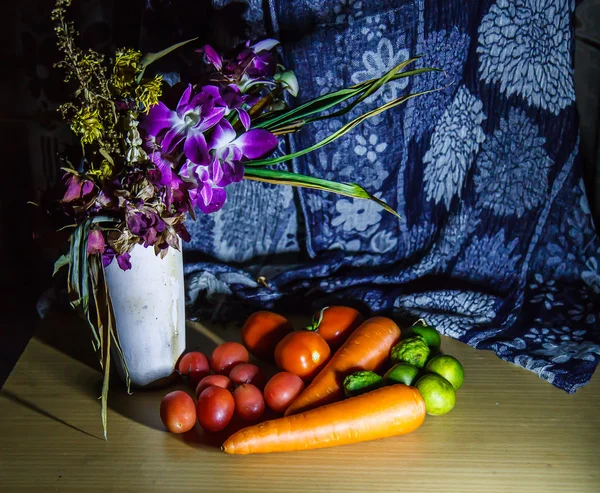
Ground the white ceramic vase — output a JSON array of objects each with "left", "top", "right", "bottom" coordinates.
[{"left": 104, "top": 243, "right": 186, "bottom": 388}]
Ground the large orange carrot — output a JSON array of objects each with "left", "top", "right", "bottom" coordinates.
[
  {"left": 284, "top": 316, "right": 401, "bottom": 416},
  {"left": 222, "top": 384, "right": 425, "bottom": 454}
]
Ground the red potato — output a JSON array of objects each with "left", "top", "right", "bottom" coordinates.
[
  {"left": 159, "top": 391, "right": 196, "bottom": 434},
  {"left": 195, "top": 374, "right": 231, "bottom": 397},
  {"left": 263, "top": 372, "right": 305, "bottom": 413},
  {"left": 210, "top": 342, "right": 249, "bottom": 375},
  {"left": 177, "top": 351, "right": 210, "bottom": 387},
  {"left": 197, "top": 386, "right": 235, "bottom": 432},
  {"left": 233, "top": 384, "right": 265, "bottom": 421},
  {"left": 229, "top": 363, "right": 266, "bottom": 389}
]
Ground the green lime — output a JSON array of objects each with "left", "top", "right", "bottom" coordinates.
[
  {"left": 390, "top": 335, "right": 430, "bottom": 368},
  {"left": 425, "top": 355, "right": 464, "bottom": 390},
  {"left": 408, "top": 323, "right": 441, "bottom": 351},
  {"left": 343, "top": 371, "right": 383, "bottom": 397},
  {"left": 415, "top": 374, "right": 456, "bottom": 416},
  {"left": 384, "top": 363, "right": 419, "bottom": 386}
]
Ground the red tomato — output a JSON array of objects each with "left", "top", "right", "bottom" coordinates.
[
  {"left": 309, "top": 306, "right": 364, "bottom": 349},
  {"left": 233, "top": 384, "right": 265, "bottom": 421},
  {"left": 159, "top": 390, "right": 196, "bottom": 434},
  {"left": 274, "top": 331, "right": 330, "bottom": 380},
  {"left": 210, "top": 342, "right": 249, "bottom": 375},
  {"left": 196, "top": 386, "right": 235, "bottom": 432},
  {"left": 263, "top": 372, "right": 305, "bottom": 413},
  {"left": 177, "top": 351, "right": 210, "bottom": 387},
  {"left": 195, "top": 374, "right": 231, "bottom": 397},
  {"left": 228, "top": 363, "right": 266, "bottom": 389},
  {"left": 241, "top": 311, "right": 293, "bottom": 359}
]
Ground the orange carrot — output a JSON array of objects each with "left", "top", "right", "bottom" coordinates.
[
  {"left": 222, "top": 384, "right": 425, "bottom": 454},
  {"left": 284, "top": 316, "right": 401, "bottom": 416}
]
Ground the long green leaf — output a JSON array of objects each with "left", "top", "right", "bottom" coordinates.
[
  {"left": 253, "top": 63, "right": 439, "bottom": 132},
  {"left": 136, "top": 37, "right": 198, "bottom": 84},
  {"left": 53, "top": 254, "right": 70, "bottom": 276},
  {"left": 244, "top": 168, "right": 399, "bottom": 218},
  {"left": 246, "top": 86, "right": 441, "bottom": 168}
]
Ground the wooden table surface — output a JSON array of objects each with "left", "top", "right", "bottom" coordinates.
[{"left": 1, "top": 311, "right": 599, "bottom": 493}]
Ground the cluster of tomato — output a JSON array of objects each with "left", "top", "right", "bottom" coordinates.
[{"left": 160, "top": 307, "right": 363, "bottom": 434}]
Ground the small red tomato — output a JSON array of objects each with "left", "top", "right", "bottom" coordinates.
[
  {"left": 274, "top": 331, "right": 331, "bottom": 380},
  {"left": 233, "top": 384, "right": 265, "bottom": 421},
  {"left": 307, "top": 306, "right": 364, "bottom": 350},
  {"left": 241, "top": 311, "right": 293, "bottom": 360},
  {"left": 196, "top": 386, "right": 235, "bottom": 432},
  {"left": 160, "top": 390, "right": 196, "bottom": 434},
  {"left": 177, "top": 351, "right": 210, "bottom": 387},
  {"left": 210, "top": 342, "right": 249, "bottom": 375},
  {"left": 195, "top": 374, "right": 231, "bottom": 397},
  {"left": 263, "top": 372, "right": 305, "bottom": 413},
  {"left": 228, "top": 363, "right": 266, "bottom": 389}
]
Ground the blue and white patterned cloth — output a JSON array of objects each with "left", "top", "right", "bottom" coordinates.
[{"left": 184, "top": 0, "right": 600, "bottom": 393}]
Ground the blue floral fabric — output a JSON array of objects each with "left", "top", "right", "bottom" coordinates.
[{"left": 184, "top": 0, "right": 600, "bottom": 393}]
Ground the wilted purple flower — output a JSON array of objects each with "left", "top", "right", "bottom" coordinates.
[
  {"left": 126, "top": 207, "right": 166, "bottom": 247},
  {"left": 87, "top": 229, "right": 105, "bottom": 255},
  {"left": 140, "top": 84, "right": 226, "bottom": 164},
  {"left": 62, "top": 174, "right": 94, "bottom": 202},
  {"left": 102, "top": 249, "right": 132, "bottom": 271}
]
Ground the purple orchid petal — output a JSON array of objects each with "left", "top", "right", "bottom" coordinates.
[
  {"left": 162, "top": 127, "right": 186, "bottom": 154},
  {"left": 208, "top": 120, "right": 236, "bottom": 151},
  {"left": 220, "top": 160, "right": 245, "bottom": 185},
  {"left": 198, "top": 106, "right": 227, "bottom": 132},
  {"left": 149, "top": 150, "right": 176, "bottom": 187},
  {"left": 117, "top": 252, "right": 132, "bottom": 271},
  {"left": 87, "top": 229, "right": 105, "bottom": 255},
  {"left": 202, "top": 45, "right": 222, "bottom": 70},
  {"left": 199, "top": 85, "right": 223, "bottom": 103},
  {"left": 184, "top": 128, "right": 210, "bottom": 164},
  {"left": 140, "top": 102, "right": 177, "bottom": 136},
  {"left": 237, "top": 108, "right": 251, "bottom": 130},
  {"left": 251, "top": 39, "right": 280, "bottom": 52},
  {"left": 233, "top": 129, "right": 278, "bottom": 159},
  {"left": 197, "top": 185, "right": 226, "bottom": 214},
  {"left": 210, "top": 157, "right": 224, "bottom": 185},
  {"left": 176, "top": 84, "right": 194, "bottom": 119}
]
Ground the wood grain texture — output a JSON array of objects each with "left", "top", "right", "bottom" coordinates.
[{"left": 1, "top": 313, "right": 599, "bottom": 493}]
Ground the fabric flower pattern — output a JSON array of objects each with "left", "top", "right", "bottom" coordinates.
[
  {"left": 474, "top": 108, "right": 552, "bottom": 217},
  {"left": 351, "top": 38, "right": 410, "bottom": 104},
  {"left": 477, "top": 0, "right": 575, "bottom": 115},
  {"left": 404, "top": 27, "right": 471, "bottom": 142},
  {"left": 331, "top": 197, "right": 383, "bottom": 233},
  {"left": 422, "top": 86, "right": 486, "bottom": 209}
]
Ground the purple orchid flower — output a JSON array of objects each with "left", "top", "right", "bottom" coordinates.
[
  {"left": 201, "top": 85, "right": 252, "bottom": 130},
  {"left": 181, "top": 158, "right": 227, "bottom": 213},
  {"left": 87, "top": 229, "right": 105, "bottom": 255},
  {"left": 62, "top": 174, "right": 94, "bottom": 202},
  {"left": 208, "top": 119, "right": 278, "bottom": 185},
  {"left": 140, "top": 84, "right": 226, "bottom": 164}
]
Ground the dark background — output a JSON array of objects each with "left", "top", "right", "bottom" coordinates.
[{"left": 1, "top": 0, "right": 599, "bottom": 386}]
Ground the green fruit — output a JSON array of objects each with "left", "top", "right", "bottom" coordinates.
[
  {"left": 426, "top": 355, "right": 464, "bottom": 390},
  {"left": 408, "top": 323, "right": 441, "bottom": 351},
  {"left": 415, "top": 374, "right": 456, "bottom": 416},
  {"left": 343, "top": 370, "right": 383, "bottom": 397},
  {"left": 384, "top": 363, "right": 419, "bottom": 386},
  {"left": 390, "top": 336, "right": 431, "bottom": 368}
]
